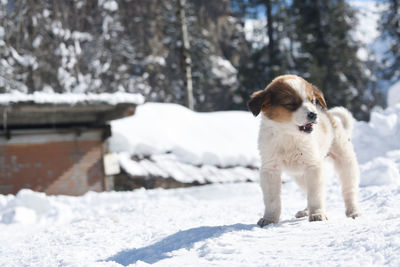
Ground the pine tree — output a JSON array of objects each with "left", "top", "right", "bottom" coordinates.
[
  {"left": 379, "top": 0, "right": 400, "bottom": 82},
  {"left": 237, "top": 0, "right": 294, "bottom": 102},
  {"left": 291, "top": 0, "right": 370, "bottom": 120},
  {"left": 0, "top": 0, "right": 250, "bottom": 112}
]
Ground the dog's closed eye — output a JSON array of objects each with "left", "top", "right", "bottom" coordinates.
[{"left": 284, "top": 102, "right": 299, "bottom": 111}]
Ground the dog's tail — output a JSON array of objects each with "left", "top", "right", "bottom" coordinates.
[{"left": 328, "top": 107, "right": 355, "bottom": 135}]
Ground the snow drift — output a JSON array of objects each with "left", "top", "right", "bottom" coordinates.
[
  {"left": 110, "top": 102, "right": 400, "bottom": 187},
  {"left": 110, "top": 103, "right": 260, "bottom": 168}
]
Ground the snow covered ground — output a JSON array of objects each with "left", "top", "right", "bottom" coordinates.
[
  {"left": 0, "top": 175, "right": 400, "bottom": 266},
  {"left": 1, "top": 100, "right": 400, "bottom": 266}
]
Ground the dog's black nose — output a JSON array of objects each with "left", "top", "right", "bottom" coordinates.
[{"left": 307, "top": 112, "right": 317, "bottom": 121}]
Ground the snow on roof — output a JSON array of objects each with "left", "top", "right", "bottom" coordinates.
[
  {"left": 118, "top": 152, "right": 259, "bottom": 184},
  {"left": 0, "top": 91, "right": 145, "bottom": 106}
]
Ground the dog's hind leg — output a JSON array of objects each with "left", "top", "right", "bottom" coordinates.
[
  {"left": 330, "top": 139, "right": 361, "bottom": 219},
  {"left": 295, "top": 208, "right": 308, "bottom": 218}
]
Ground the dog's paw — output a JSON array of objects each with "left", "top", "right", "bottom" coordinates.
[
  {"left": 346, "top": 208, "right": 361, "bottom": 219},
  {"left": 309, "top": 213, "right": 328, "bottom": 222},
  {"left": 295, "top": 208, "right": 308, "bottom": 218},
  {"left": 257, "top": 218, "right": 275, "bottom": 227}
]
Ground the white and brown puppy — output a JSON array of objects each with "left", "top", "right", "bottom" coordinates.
[{"left": 248, "top": 74, "right": 361, "bottom": 227}]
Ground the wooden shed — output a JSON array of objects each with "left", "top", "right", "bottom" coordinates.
[{"left": 0, "top": 92, "right": 143, "bottom": 195}]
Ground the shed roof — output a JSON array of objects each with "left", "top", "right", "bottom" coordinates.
[
  {"left": 0, "top": 92, "right": 145, "bottom": 128},
  {"left": 0, "top": 91, "right": 144, "bottom": 105}
]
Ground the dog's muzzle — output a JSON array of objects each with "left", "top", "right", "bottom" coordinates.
[{"left": 299, "top": 123, "right": 314, "bottom": 133}]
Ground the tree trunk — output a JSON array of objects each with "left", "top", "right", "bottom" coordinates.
[
  {"left": 266, "top": 0, "right": 274, "bottom": 64},
  {"left": 177, "top": 0, "right": 194, "bottom": 110}
]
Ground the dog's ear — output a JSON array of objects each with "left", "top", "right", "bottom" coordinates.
[
  {"left": 312, "top": 86, "right": 328, "bottom": 110},
  {"left": 247, "top": 90, "right": 271, "bottom": 117}
]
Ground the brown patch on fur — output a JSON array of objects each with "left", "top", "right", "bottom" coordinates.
[
  {"left": 248, "top": 75, "right": 303, "bottom": 120},
  {"left": 263, "top": 105, "right": 293, "bottom": 122},
  {"left": 304, "top": 82, "right": 328, "bottom": 109},
  {"left": 313, "top": 87, "right": 328, "bottom": 109},
  {"left": 247, "top": 90, "right": 271, "bottom": 116},
  {"left": 305, "top": 82, "right": 315, "bottom": 102},
  {"left": 261, "top": 79, "right": 303, "bottom": 121}
]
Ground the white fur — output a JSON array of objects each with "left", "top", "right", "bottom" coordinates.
[
  {"left": 328, "top": 107, "right": 354, "bottom": 135},
  {"left": 284, "top": 77, "right": 306, "bottom": 98},
  {"left": 256, "top": 78, "right": 361, "bottom": 226},
  {"left": 292, "top": 102, "right": 318, "bottom": 127}
]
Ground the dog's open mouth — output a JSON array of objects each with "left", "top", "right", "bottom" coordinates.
[{"left": 299, "top": 123, "right": 314, "bottom": 133}]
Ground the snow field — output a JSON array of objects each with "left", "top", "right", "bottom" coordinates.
[{"left": 1, "top": 176, "right": 400, "bottom": 266}]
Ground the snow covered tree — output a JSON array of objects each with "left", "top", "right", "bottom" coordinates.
[
  {"left": 1, "top": 0, "right": 380, "bottom": 118},
  {"left": 291, "top": 0, "right": 371, "bottom": 120},
  {"left": 237, "top": 0, "right": 294, "bottom": 102},
  {"left": 379, "top": 0, "right": 400, "bottom": 82},
  {"left": 183, "top": 0, "right": 248, "bottom": 111}
]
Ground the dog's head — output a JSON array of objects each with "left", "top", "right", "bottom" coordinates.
[{"left": 248, "top": 75, "right": 327, "bottom": 134}]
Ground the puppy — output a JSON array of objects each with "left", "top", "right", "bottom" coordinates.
[{"left": 248, "top": 75, "right": 361, "bottom": 227}]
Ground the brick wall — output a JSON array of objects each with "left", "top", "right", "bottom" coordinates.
[{"left": 0, "top": 129, "right": 106, "bottom": 195}]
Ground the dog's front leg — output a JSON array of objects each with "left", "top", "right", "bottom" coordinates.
[
  {"left": 305, "top": 165, "right": 328, "bottom": 222},
  {"left": 258, "top": 167, "right": 282, "bottom": 227}
]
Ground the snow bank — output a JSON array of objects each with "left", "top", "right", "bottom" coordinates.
[
  {"left": 360, "top": 157, "right": 400, "bottom": 187},
  {"left": 387, "top": 80, "right": 400, "bottom": 107},
  {"left": 110, "top": 103, "right": 260, "bottom": 168},
  {"left": 111, "top": 102, "right": 400, "bottom": 187},
  {"left": 353, "top": 104, "right": 400, "bottom": 163},
  {"left": 0, "top": 189, "right": 72, "bottom": 224},
  {"left": 353, "top": 104, "right": 400, "bottom": 186},
  {"left": 0, "top": 91, "right": 144, "bottom": 105}
]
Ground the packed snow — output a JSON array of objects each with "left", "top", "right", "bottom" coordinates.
[
  {"left": 1, "top": 101, "right": 400, "bottom": 266},
  {"left": 1, "top": 175, "right": 400, "bottom": 266}
]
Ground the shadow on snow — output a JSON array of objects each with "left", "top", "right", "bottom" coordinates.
[{"left": 104, "top": 223, "right": 257, "bottom": 265}]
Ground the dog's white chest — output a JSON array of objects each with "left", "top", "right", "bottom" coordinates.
[
  {"left": 280, "top": 145, "right": 308, "bottom": 174},
  {"left": 260, "top": 133, "right": 316, "bottom": 174}
]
